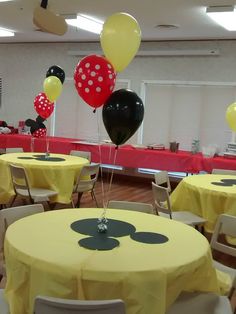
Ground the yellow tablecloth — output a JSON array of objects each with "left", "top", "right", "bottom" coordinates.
[
  {"left": 4, "top": 208, "right": 221, "bottom": 314},
  {"left": 170, "top": 174, "right": 236, "bottom": 233},
  {"left": 0, "top": 153, "right": 88, "bottom": 204}
]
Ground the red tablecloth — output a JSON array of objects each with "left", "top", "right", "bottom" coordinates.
[{"left": 1, "top": 134, "right": 236, "bottom": 173}]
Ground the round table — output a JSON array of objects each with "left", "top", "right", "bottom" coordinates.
[
  {"left": 0, "top": 153, "right": 89, "bottom": 204},
  {"left": 4, "top": 208, "right": 220, "bottom": 314},
  {"left": 170, "top": 174, "right": 236, "bottom": 232}
]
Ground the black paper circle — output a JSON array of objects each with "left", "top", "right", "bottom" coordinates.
[
  {"left": 35, "top": 157, "right": 65, "bottom": 162},
  {"left": 221, "top": 179, "right": 236, "bottom": 184},
  {"left": 130, "top": 232, "right": 169, "bottom": 244},
  {"left": 71, "top": 218, "right": 136, "bottom": 237},
  {"left": 211, "top": 181, "right": 233, "bottom": 186},
  {"left": 79, "top": 235, "right": 120, "bottom": 251}
]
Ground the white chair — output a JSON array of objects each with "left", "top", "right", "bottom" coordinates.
[
  {"left": 0, "top": 289, "right": 9, "bottom": 314},
  {"left": 212, "top": 168, "right": 236, "bottom": 175},
  {"left": 0, "top": 204, "right": 44, "bottom": 280},
  {"left": 5, "top": 147, "right": 23, "bottom": 153},
  {"left": 154, "top": 171, "right": 171, "bottom": 193},
  {"left": 70, "top": 150, "right": 91, "bottom": 162},
  {"left": 34, "top": 296, "right": 126, "bottom": 314},
  {"left": 210, "top": 214, "right": 236, "bottom": 298},
  {"left": 9, "top": 164, "right": 58, "bottom": 207},
  {"left": 108, "top": 200, "right": 154, "bottom": 214},
  {"left": 152, "top": 182, "right": 206, "bottom": 228},
  {"left": 166, "top": 292, "right": 233, "bottom": 314},
  {"left": 72, "top": 163, "right": 100, "bottom": 208}
]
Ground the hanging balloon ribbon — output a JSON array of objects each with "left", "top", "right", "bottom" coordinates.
[
  {"left": 100, "top": 12, "right": 141, "bottom": 72},
  {"left": 226, "top": 102, "right": 236, "bottom": 132},
  {"left": 102, "top": 89, "right": 144, "bottom": 146},
  {"left": 74, "top": 54, "right": 116, "bottom": 110}
]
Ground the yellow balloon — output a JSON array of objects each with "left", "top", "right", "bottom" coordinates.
[
  {"left": 226, "top": 102, "right": 236, "bottom": 131},
  {"left": 100, "top": 12, "right": 141, "bottom": 72},
  {"left": 43, "top": 76, "right": 62, "bottom": 102}
]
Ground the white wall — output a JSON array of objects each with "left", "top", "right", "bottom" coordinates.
[{"left": 1, "top": 40, "right": 236, "bottom": 149}]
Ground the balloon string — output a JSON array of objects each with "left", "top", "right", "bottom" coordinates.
[
  {"left": 106, "top": 147, "right": 118, "bottom": 208},
  {"left": 93, "top": 109, "right": 96, "bottom": 113},
  {"left": 104, "top": 142, "right": 113, "bottom": 208},
  {"left": 96, "top": 110, "right": 106, "bottom": 209},
  {"left": 31, "top": 136, "right": 35, "bottom": 152},
  {"left": 46, "top": 136, "right": 50, "bottom": 154}
]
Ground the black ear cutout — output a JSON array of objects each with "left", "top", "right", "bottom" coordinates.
[{"left": 25, "top": 119, "right": 37, "bottom": 128}]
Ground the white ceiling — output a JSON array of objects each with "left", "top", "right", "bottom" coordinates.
[{"left": 1, "top": 0, "right": 236, "bottom": 43}]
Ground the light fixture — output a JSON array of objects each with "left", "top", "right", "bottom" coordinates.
[
  {"left": 66, "top": 14, "right": 103, "bottom": 34},
  {"left": 0, "top": 28, "right": 14, "bottom": 37},
  {"left": 206, "top": 5, "right": 236, "bottom": 31}
]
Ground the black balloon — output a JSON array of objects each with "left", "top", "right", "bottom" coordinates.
[
  {"left": 102, "top": 89, "right": 144, "bottom": 146},
  {"left": 46, "top": 65, "right": 65, "bottom": 84}
]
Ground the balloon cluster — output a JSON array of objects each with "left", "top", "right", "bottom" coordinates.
[
  {"left": 25, "top": 65, "right": 65, "bottom": 138},
  {"left": 74, "top": 12, "right": 144, "bottom": 146}
]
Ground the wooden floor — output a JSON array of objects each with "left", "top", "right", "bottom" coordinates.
[{"left": 1, "top": 173, "right": 236, "bottom": 310}]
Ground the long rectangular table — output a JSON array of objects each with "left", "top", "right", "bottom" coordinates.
[{"left": 1, "top": 134, "right": 236, "bottom": 173}]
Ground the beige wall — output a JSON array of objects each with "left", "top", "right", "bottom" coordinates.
[{"left": 0, "top": 40, "right": 236, "bottom": 137}]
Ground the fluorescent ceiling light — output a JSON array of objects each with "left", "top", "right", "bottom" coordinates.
[
  {"left": 206, "top": 5, "right": 236, "bottom": 31},
  {"left": 0, "top": 28, "right": 14, "bottom": 37},
  {"left": 66, "top": 14, "right": 103, "bottom": 34}
]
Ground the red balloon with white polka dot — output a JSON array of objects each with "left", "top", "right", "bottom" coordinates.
[
  {"left": 34, "top": 92, "right": 55, "bottom": 119},
  {"left": 32, "top": 128, "right": 47, "bottom": 138},
  {"left": 74, "top": 54, "right": 116, "bottom": 109}
]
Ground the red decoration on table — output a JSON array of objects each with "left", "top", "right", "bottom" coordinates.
[
  {"left": 34, "top": 92, "right": 54, "bottom": 119},
  {"left": 74, "top": 54, "right": 116, "bottom": 109}
]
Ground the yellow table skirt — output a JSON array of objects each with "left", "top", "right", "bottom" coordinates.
[
  {"left": 4, "top": 208, "right": 224, "bottom": 314},
  {"left": 170, "top": 174, "right": 236, "bottom": 233},
  {"left": 0, "top": 153, "right": 88, "bottom": 204}
]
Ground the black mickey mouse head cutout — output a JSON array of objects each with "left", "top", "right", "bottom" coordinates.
[
  {"left": 211, "top": 179, "right": 236, "bottom": 187},
  {"left": 71, "top": 218, "right": 169, "bottom": 251},
  {"left": 25, "top": 115, "right": 47, "bottom": 138}
]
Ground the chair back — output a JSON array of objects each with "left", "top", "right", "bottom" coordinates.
[
  {"left": 70, "top": 150, "right": 91, "bottom": 162},
  {"left": 9, "top": 164, "right": 31, "bottom": 196},
  {"left": 210, "top": 214, "right": 236, "bottom": 257},
  {"left": 74, "top": 163, "right": 100, "bottom": 192},
  {"left": 152, "top": 182, "right": 172, "bottom": 218},
  {"left": 108, "top": 200, "right": 154, "bottom": 214},
  {"left": 34, "top": 296, "right": 126, "bottom": 314},
  {"left": 6, "top": 147, "right": 23, "bottom": 153},
  {"left": 212, "top": 168, "right": 236, "bottom": 175},
  {"left": 0, "top": 289, "right": 9, "bottom": 313},
  {"left": 0, "top": 204, "right": 44, "bottom": 252},
  {"left": 154, "top": 171, "right": 171, "bottom": 192}
]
